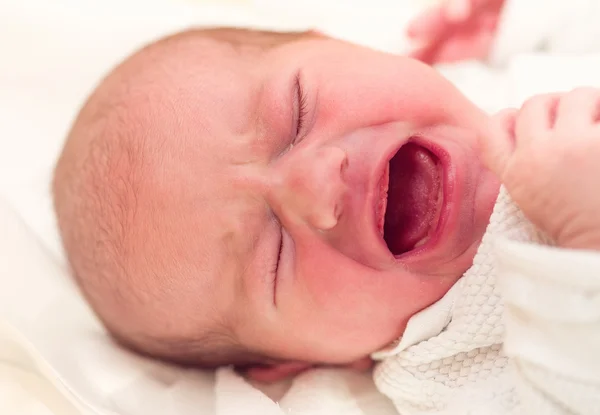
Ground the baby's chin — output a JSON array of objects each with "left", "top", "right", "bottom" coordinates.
[
  {"left": 445, "top": 172, "right": 501, "bottom": 274},
  {"left": 442, "top": 169, "right": 501, "bottom": 274},
  {"left": 473, "top": 166, "right": 502, "bottom": 238}
]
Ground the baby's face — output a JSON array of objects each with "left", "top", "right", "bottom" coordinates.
[{"left": 122, "top": 32, "right": 499, "bottom": 367}]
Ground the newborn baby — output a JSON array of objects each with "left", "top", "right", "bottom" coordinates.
[
  {"left": 53, "top": 27, "right": 600, "bottom": 414},
  {"left": 53, "top": 28, "right": 499, "bottom": 376}
]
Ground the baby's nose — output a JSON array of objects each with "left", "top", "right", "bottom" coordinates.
[{"left": 272, "top": 146, "right": 348, "bottom": 231}]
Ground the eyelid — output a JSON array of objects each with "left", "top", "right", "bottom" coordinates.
[
  {"left": 294, "top": 73, "right": 308, "bottom": 138},
  {"left": 271, "top": 218, "right": 284, "bottom": 306}
]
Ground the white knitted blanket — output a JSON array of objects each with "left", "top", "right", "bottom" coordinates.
[{"left": 372, "top": 187, "right": 551, "bottom": 415}]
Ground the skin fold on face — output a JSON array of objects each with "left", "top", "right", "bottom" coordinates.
[{"left": 56, "top": 30, "right": 500, "bottom": 380}]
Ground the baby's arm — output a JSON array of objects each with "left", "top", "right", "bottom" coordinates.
[
  {"left": 408, "top": 0, "right": 505, "bottom": 64},
  {"left": 409, "top": 0, "right": 600, "bottom": 65},
  {"left": 482, "top": 88, "right": 600, "bottom": 413}
]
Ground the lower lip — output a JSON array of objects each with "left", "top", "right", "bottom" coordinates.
[{"left": 384, "top": 137, "right": 454, "bottom": 259}]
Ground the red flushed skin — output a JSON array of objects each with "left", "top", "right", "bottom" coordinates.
[{"left": 95, "top": 32, "right": 501, "bottom": 371}]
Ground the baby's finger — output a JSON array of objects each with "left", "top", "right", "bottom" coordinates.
[
  {"left": 515, "top": 93, "right": 562, "bottom": 145},
  {"left": 409, "top": 44, "right": 439, "bottom": 64},
  {"left": 407, "top": 6, "right": 447, "bottom": 41},
  {"left": 479, "top": 108, "right": 517, "bottom": 178},
  {"left": 444, "top": 0, "right": 472, "bottom": 22},
  {"left": 430, "top": 28, "right": 495, "bottom": 63},
  {"left": 555, "top": 87, "right": 600, "bottom": 133}
]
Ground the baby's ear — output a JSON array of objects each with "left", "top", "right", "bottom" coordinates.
[
  {"left": 241, "top": 357, "right": 374, "bottom": 383},
  {"left": 344, "top": 356, "right": 375, "bottom": 371},
  {"left": 242, "top": 362, "right": 312, "bottom": 383}
]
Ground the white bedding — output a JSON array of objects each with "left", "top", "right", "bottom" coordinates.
[{"left": 2, "top": 0, "right": 600, "bottom": 414}]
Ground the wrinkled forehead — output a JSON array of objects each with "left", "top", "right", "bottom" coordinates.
[{"left": 137, "top": 31, "right": 290, "bottom": 274}]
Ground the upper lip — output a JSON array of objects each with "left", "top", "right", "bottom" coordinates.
[{"left": 369, "top": 136, "right": 449, "bottom": 260}]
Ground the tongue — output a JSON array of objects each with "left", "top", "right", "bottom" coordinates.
[{"left": 383, "top": 143, "right": 440, "bottom": 255}]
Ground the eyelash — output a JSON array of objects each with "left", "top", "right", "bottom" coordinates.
[
  {"left": 295, "top": 74, "right": 308, "bottom": 136},
  {"left": 270, "top": 224, "right": 284, "bottom": 303},
  {"left": 270, "top": 75, "right": 307, "bottom": 297}
]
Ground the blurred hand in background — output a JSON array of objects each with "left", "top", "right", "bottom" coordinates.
[{"left": 408, "top": 0, "right": 505, "bottom": 64}]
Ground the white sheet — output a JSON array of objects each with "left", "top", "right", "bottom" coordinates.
[{"left": 3, "top": 0, "right": 600, "bottom": 414}]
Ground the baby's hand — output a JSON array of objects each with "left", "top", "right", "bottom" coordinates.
[
  {"left": 408, "top": 0, "right": 505, "bottom": 64},
  {"left": 483, "top": 88, "right": 600, "bottom": 251}
]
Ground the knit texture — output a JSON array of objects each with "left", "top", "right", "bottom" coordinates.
[{"left": 373, "top": 187, "right": 549, "bottom": 415}]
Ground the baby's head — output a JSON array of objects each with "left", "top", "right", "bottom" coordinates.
[{"left": 53, "top": 28, "right": 499, "bottom": 381}]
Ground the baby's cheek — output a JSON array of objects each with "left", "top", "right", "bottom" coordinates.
[
  {"left": 295, "top": 248, "right": 376, "bottom": 310},
  {"left": 295, "top": 251, "right": 340, "bottom": 301},
  {"left": 294, "top": 253, "right": 408, "bottom": 353},
  {"left": 313, "top": 74, "right": 401, "bottom": 135}
]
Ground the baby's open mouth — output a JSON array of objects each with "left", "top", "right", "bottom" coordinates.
[{"left": 377, "top": 142, "right": 443, "bottom": 256}]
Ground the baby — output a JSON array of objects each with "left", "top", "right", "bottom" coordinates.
[
  {"left": 53, "top": 27, "right": 500, "bottom": 376},
  {"left": 52, "top": 23, "right": 600, "bottom": 414}
]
